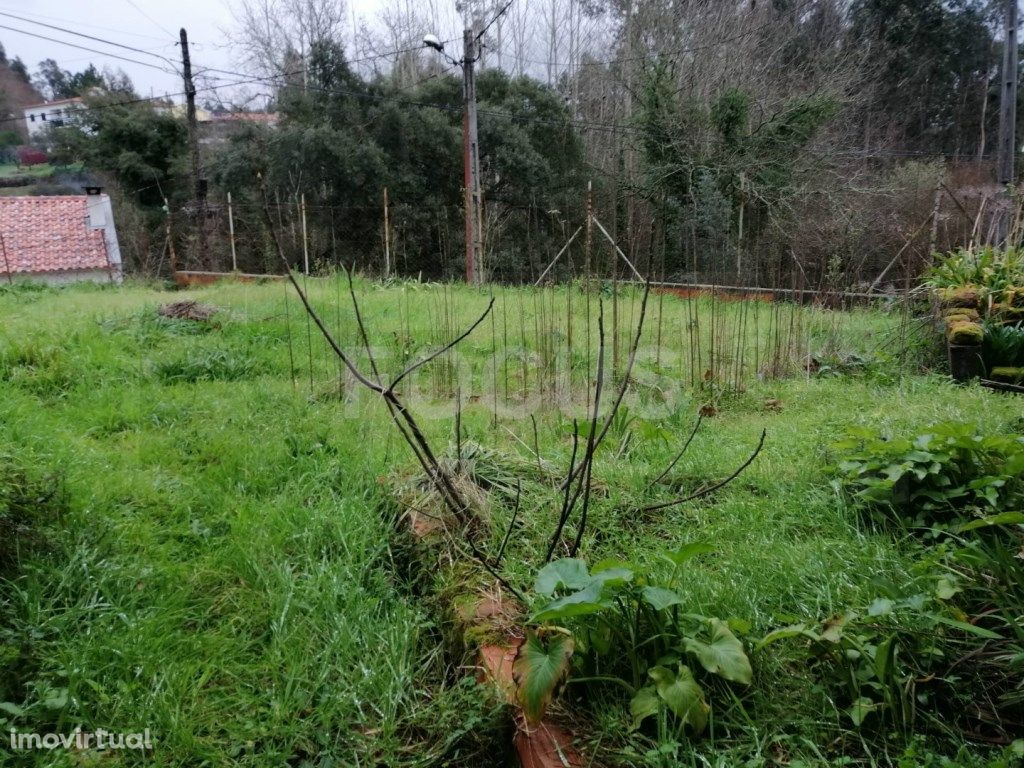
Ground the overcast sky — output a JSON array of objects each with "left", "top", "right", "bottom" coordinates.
[{"left": 0, "top": 0, "right": 390, "bottom": 104}]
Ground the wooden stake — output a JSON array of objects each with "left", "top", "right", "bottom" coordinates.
[
  {"left": 164, "top": 197, "right": 178, "bottom": 273},
  {"left": 383, "top": 187, "right": 391, "bottom": 278},
  {"left": 300, "top": 193, "right": 309, "bottom": 275},
  {"left": 227, "top": 191, "right": 237, "bottom": 271},
  {"left": 0, "top": 232, "right": 13, "bottom": 284}
]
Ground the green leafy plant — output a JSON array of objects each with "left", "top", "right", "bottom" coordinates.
[
  {"left": 516, "top": 547, "right": 751, "bottom": 739},
  {"left": 925, "top": 246, "right": 1024, "bottom": 304},
  {"left": 982, "top": 322, "right": 1024, "bottom": 369},
  {"left": 759, "top": 572, "right": 1003, "bottom": 734},
  {"left": 512, "top": 629, "right": 574, "bottom": 724},
  {"left": 831, "top": 422, "right": 1024, "bottom": 529}
]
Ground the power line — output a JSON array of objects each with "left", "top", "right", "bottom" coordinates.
[
  {"left": 0, "top": 4, "right": 169, "bottom": 42},
  {"left": 0, "top": 23, "right": 177, "bottom": 74},
  {"left": 0, "top": 76, "right": 273, "bottom": 126},
  {"left": 0, "top": 10, "right": 177, "bottom": 66},
  {"left": 123, "top": 0, "right": 175, "bottom": 39},
  {"left": 476, "top": 0, "right": 516, "bottom": 43}
]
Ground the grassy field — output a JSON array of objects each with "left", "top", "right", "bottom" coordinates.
[
  {"left": 0, "top": 164, "right": 60, "bottom": 179},
  {"left": 0, "top": 278, "right": 1020, "bottom": 767}
]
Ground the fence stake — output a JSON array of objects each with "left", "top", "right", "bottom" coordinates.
[
  {"left": 0, "top": 232, "right": 12, "bottom": 284},
  {"left": 227, "top": 191, "right": 237, "bottom": 271},
  {"left": 383, "top": 187, "right": 391, "bottom": 278},
  {"left": 300, "top": 192, "right": 309, "bottom": 275}
]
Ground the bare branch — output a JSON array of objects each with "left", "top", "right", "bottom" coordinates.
[
  {"left": 649, "top": 412, "right": 704, "bottom": 488},
  {"left": 641, "top": 430, "right": 767, "bottom": 514},
  {"left": 494, "top": 479, "right": 522, "bottom": 569},
  {"left": 545, "top": 417, "right": 582, "bottom": 563},
  {"left": 386, "top": 298, "right": 495, "bottom": 395}
]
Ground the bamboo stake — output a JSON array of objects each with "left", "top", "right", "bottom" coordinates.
[
  {"left": 383, "top": 187, "right": 391, "bottom": 278},
  {"left": 227, "top": 191, "right": 237, "bottom": 271},
  {"left": 300, "top": 192, "right": 309, "bottom": 275}
]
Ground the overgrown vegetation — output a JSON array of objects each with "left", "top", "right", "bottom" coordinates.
[
  {"left": 1, "top": 279, "right": 1022, "bottom": 766},
  {"left": 828, "top": 421, "right": 1024, "bottom": 747},
  {"left": 831, "top": 422, "right": 1024, "bottom": 529}
]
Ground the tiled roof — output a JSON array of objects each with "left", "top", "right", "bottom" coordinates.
[
  {"left": 23, "top": 97, "right": 85, "bottom": 110},
  {"left": 0, "top": 196, "right": 109, "bottom": 275}
]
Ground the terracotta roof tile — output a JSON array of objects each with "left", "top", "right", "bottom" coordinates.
[{"left": 0, "top": 196, "right": 110, "bottom": 275}]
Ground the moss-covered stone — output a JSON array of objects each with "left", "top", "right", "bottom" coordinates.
[
  {"left": 947, "top": 320, "right": 984, "bottom": 345},
  {"left": 991, "top": 303, "right": 1024, "bottom": 322},
  {"left": 1006, "top": 288, "right": 1024, "bottom": 308},
  {"left": 938, "top": 286, "right": 981, "bottom": 309},
  {"left": 943, "top": 308, "right": 980, "bottom": 324},
  {"left": 990, "top": 366, "right": 1024, "bottom": 383}
]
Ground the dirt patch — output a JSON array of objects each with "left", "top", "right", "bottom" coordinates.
[{"left": 158, "top": 300, "right": 219, "bottom": 323}]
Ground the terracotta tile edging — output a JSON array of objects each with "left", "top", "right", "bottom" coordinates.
[
  {"left": 477, "top": 634, "right": 583, "bottom": 768},
  {"left": 404, "top": 513, "right": 584, "bottom": 768}
]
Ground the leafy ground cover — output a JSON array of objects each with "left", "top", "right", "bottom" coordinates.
[{"left": 0, "top": 278, "right": 1020, "bottom": 767}]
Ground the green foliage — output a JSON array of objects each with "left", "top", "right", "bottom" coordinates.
[
  {"left": 831, "top": 422, "right": 1024, "bottom": 528},
  {"left": 153, "top": 348, "right": 266, "bottom": 383},
  {"left": 209, "top": 40, "right": 583, "bottom": 278},
  {"left": 523, "top": 551, "right": 751, "bottom": 735},
  {"left": 512, "top": 629, "right": 574, "bottom": 724},
  {"left": 981, "top": 322, "right": 1024, "bottom": 368},
  {"left": 635, "top": 65, "right": 836, "bottom": 244},
  {"left": 827, "top": 419, "right": 1024, "bottom": 741},
  {"left": 45, "top": 93, "right": 186, "bottom": 209},
  {"left": 849, "top": 0, "right": 996, "bottom": 155},
  {"left": 926, "top": 247, "right": 1024, "bottom": 305},
  {"left": 759, "top": 559, "right": 1017, "bottom": 735},
  {"left": 4, "top": 281, "right": 1023, "bottom": 765},
  {"left": 33, "top": 58, "right": 103, "bottom": 100},
  {"left": 0, "top": 453, "right": 64, "bottom": 575}
]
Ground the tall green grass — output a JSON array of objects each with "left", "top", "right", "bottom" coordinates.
[{"left": 0, "top": 278, "right": 1015, "bottom": 766}]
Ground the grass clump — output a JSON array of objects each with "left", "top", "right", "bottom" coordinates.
[{"left": 0, "top": 453, "right": 65, "bottom": 577}]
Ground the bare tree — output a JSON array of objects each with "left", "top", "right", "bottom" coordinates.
[{"left": 230, "top": 0, "right": 348, "bottom": 78}]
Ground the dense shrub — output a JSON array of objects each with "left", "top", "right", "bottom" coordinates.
[
  {"left": 826, "top": 421, "right": 1024, "bottom": 743},
  {"left": 831, "top": 422, "right": 1024, "bottom": 529},
  {"left": 925, "top": 247, "right": 1024, "bottom": 305},
  {"left": 15, "top": 146, "right": 46, "bottom": 166},
  {"left": 982, "top": 322, "right": 1024, "bottom": 368}
]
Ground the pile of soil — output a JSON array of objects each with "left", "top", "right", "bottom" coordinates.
[{"left": 157, "top": 300, "right": 219, "bottom": 322}]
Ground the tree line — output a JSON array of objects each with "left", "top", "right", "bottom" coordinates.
[{"left": 8, "top": 0, "right": 1021, "bottom": 287}]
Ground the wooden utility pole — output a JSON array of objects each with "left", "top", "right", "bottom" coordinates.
[
  {"left": 997, "top": 0, "right": 1018, "bottom": 185},
  {"left": 179, "top": 28, "right": 208, "bottom": 267},
  {"left": 462, "top": 28, "right": 483, "bottom": 284}
]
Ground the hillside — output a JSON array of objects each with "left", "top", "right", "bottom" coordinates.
[{"left": 0, "top": 49, "right": 43, "bottom": 138}]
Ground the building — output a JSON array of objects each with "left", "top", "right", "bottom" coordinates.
[
  {"left": 0, "top": 191, "right": 123, "bottom": 284},
  {"left": 201, "top": 111, "right": 279, "bottom": 145},
  {"left": 153, "top": 101, "right": 213, "bottom": 123},
  {"left": 22, "top": 97, "right": 85, "bottom": 139}
]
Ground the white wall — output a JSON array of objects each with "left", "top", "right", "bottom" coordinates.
[{"left": 23, "top": 102, "right": 82, "bottom": 140}]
